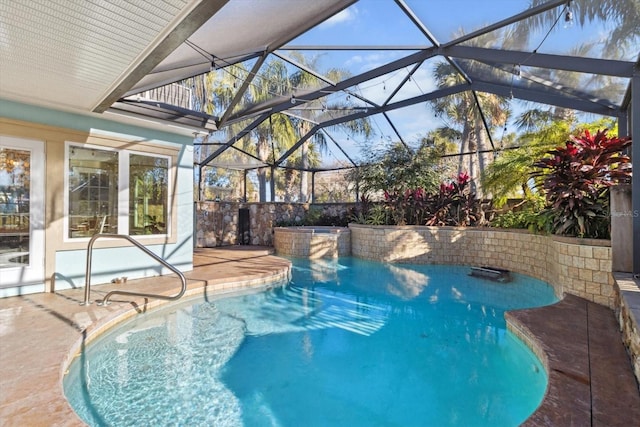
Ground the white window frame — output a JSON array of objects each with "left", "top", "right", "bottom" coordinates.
[
  {"left": 127, "top": 149, "right": 172, "bottom": 239},
  {"left": 63, "top": 142, "right": 172, "bottom": 242}
]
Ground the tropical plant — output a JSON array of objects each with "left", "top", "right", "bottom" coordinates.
[
  {"left": 490, "top": 195, "right": 551, "bottom": 234},
  {"left": 362, "top": 204, "right": 389, "bottom": 225},
  {"left": 532, "top": 129, "right": 631, "bottom": 238},
  {"left": 349, "top": 195, "right": 384, "bottom": 225},
  {"left": 482, "top": 119, "right": 572, "bottom": 206},
  {"left": 482, "top": 117, "right": 619, "bottom": 207},
  {"left": 383, "top": 188, "right": 427, "bottom": 226},
  {"left": 423, "top": 172, "right": 481, "bottom": 227},
  {"left": 350, "top": 138, "right": 446, "bottom": 199},
  {"left": 355, "top": 172, "right": 482, "bottom": 227}
]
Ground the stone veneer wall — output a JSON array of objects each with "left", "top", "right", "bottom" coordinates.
[
  {"left": 349, "top": 224, "right": 615, "bottom": 307},
  {"left": 614, "top": 273, "right": 640, "bottom": 386},
  {"left": 195, "top": 202, "right": 353, "bottom": 247},
  {"left": 273, "top": 227, "right": 351, "bottom": 258}
]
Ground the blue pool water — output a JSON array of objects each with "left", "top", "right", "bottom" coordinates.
[{"left": 64, "top": 258, "right": 558, "bottom": 426}]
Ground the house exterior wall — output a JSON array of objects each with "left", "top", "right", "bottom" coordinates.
[{"left": 0, "top": 100, "right": 195, "bottom": 297}]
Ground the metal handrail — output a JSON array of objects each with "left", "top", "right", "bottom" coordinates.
[{"left": 81, "top": 234, "right": 187, "bottom": 306}]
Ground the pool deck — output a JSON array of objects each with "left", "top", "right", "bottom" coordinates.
[
  {"left": 506, "top": 294, "right": 640, "bottom": 426},
  {"left": 0, "top": 247, "right": 291, "bottom": 426},
  {"left": 1, "top": 247, "right": 639, "bottom": 426}
]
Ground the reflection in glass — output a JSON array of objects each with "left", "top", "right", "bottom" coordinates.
[
  {"left": 68, "top": 146, "right": 118, "bottom": 238},
  {"left": 0, "top": 148, "right": 30, "bottom": 268},
  {"left": 129, "top": 154, "right": 168, "bottom": 235}
]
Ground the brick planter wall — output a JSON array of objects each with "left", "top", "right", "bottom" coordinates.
[
  {"left": 273, "top": 227, "right": 351, "bottom": 258},
  {"left": 349, "top": 224, "right": 614, "bottom": 307}
]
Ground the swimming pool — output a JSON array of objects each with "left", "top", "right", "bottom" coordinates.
[{"left": 64, "top": 257, "right": 558, "bottom": 426}]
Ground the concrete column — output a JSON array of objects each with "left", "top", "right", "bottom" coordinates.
[{"left": 611, "top": 185, "right": 633, "bottom": 272}]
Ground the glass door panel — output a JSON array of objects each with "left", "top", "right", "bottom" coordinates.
[{"left": 0, "top": 136, "right": 44, "bottom": 288}]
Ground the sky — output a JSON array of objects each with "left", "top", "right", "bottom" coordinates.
[{"left": 269, "top": 0, "right": 629, "bottom": 167}]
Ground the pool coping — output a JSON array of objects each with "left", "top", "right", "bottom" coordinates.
[
  {"left": 506, "top": 293, "right": 640, "bottom": 426},
  {"left": 0, "top": 247, "right": 291, "bottom": 426}
]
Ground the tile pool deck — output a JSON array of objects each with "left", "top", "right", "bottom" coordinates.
[{"left": 1, "top": 247, "right": 639, "bottom": 426}]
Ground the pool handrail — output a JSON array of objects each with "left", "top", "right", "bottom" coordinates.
[{"left": 81, "top": 233, "right": 187, "bottom": 306}]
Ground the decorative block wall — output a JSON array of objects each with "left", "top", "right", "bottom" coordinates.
[
  {"left": 273, "top": 227, "right": 351, "bottom": 258},
  {"left": 349, "top": 224, "right": 614, "bottom": 308},
  {"left": 614, "top": 273, "right": 640, "bottom": 386}
]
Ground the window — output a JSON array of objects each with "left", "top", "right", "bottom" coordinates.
[
  {"left": 129, "top": 154, "right": 168, "bottom": 235},
  {"left": 66, "top": 144, "right": 170, "bottom": 239},
  {"left": 68, "top": 146, "right": 118, "bottom": 238},
  {"left": 0, "top": 147, "right": 32, "bottom": 267}
]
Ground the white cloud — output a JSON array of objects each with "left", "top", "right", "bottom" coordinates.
[
  {"left": 345, "top": 55, "right": 364, "bottom": 66},
  {"left": 319, "top": 7, "right": 357, "bottom": 28}
]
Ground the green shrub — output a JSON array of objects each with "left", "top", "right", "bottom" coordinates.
[
  {"left": 490, "top": 197, "right": 551, "bottom": 234},
  {"left": 274, "top": 209, "right": 350, "bottom": 227}
]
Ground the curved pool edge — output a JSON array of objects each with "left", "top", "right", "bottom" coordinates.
[
  {"left": 53, "top": 256, "right": 640, "bottom": 426},
  {"left": 58, "top": 250, "right": 291, "bottom": 427},
  {"left": 64, "top": 259, "right": 553, "bottom": 426},
  {"left": 505, "top": 293, "right": 640, "bottom": 426}
]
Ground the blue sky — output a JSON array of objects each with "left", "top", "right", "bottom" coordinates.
[
  {"left": 278, "top": 0, "right": 622, "bottom": 165},
  {"left": 226, "top": 0, "right": 627, "bottom": 167}
]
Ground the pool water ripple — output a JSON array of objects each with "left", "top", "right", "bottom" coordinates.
[{"left": 65, "top": 258, "right": 557, "bottom": 426}]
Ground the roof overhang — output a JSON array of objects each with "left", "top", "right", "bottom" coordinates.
[{"left": 0, "top": 0, "right": 355, "bottom": 129}]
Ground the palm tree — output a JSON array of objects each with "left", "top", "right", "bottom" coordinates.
[
  {"left": 247, "top": 60, "right": 299, "bottom": 201},
  {"left": 186, "top": 53, "right": 373, "bottom": 203},
  {"left": 186, "top": 69, "right": 249, "bottom": 201},
  {"left": 528, "top": 0, "right": 640, "bottom": 60},
  {"left": 431, "top": 61, "right": 510, "bottom": 197},
  {"left": 185, "top": 60, "right": 298, "bottom": 202},
  {"left": 286, "top": 54, "right": 332, "bottom": 202},
  {"left": 285, "top": 53, "right": 373, "bottom": 202}
]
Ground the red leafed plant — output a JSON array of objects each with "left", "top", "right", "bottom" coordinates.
[
  {"left": 381, "top": 171, "right": 481, "bottom": 226},
  {"left": 424, "top": 171, "right": 480, "bottom": 226},
  {"left": 383, "top": 187, "right": 428, "bottom": 225},
  {"left": 532, "top": 129, "right": 631, "bottom": 238}
]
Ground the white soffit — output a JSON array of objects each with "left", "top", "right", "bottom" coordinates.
[
  {"left": 127, "top": 0, "right": 355, "bottom": 95},
  {"left": 0, "top": 0, "right": 197, "bottom": 112}
]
